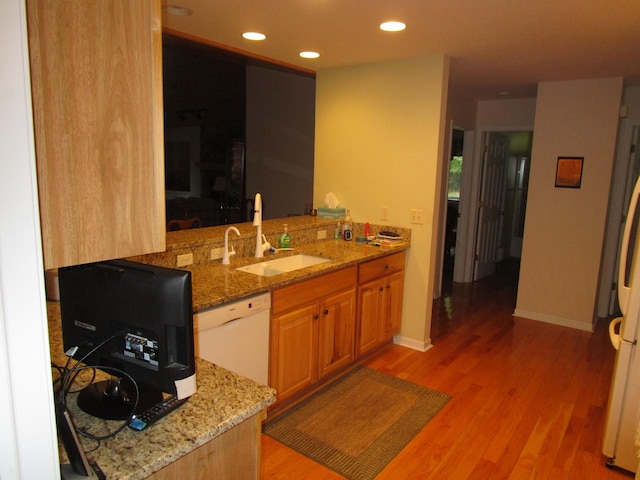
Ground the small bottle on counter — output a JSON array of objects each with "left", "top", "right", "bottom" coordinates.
[
  {"left": 334, "top": 221, "right": 342, "bottom": 239},
  {"left": 279, "top": 224, "right": 291, "bottom": 248},
  {"left": 343, "top": 210, "right": 353, "bottom": 241}
]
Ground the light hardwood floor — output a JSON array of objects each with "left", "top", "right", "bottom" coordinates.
[{"left": 261, "top": 262, "right": 634, "bottom": 479}]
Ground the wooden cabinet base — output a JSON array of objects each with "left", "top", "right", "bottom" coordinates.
[{"left": 148, "top": 412, "right": 264, "bottom": 480}]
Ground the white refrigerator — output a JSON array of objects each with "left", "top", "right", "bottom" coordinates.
[{"left": 603, "top": 176, "right": 640, "bottom": 473}]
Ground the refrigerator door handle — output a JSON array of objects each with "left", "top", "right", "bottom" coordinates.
[
  {"left": 609, "top": 317, "right": 623, "bottom": 351},
  {"left": 618, "top": 182, "right": 640, "bottom": 315}
]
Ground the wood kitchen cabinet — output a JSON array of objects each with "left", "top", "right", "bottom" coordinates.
[
  {"left": 270, "top": 303, "right": 318, "bottom": 402},
  {"left": 317, "top": 289, "right": 356, "bottom": 379},
  {"left": 148, "top": 412, "right": 264, "bottom": 480},
  {"left": 270, "top": 267, "right": 357, "bottom": 409},
  {"left": 26, "top": 0, "right": 166, "bottom": 269},
  {"left": 357, "top": 251, "right": 405, "bottom": 357}
]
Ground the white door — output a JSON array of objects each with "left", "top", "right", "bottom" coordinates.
[{"left": 474, "top": 132, "right": 508, "bottom": 281}]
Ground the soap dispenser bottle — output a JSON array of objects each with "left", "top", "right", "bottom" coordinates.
[{"left": 279, "top": 224, "right": 291, "bottom": 248}]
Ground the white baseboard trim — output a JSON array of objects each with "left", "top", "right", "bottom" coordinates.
[
  {"left": 393, "top": 334, "right": 433, "bottom": 352},
  {"left": 513, "top": 308, "right": 594, "bottom": 332}
]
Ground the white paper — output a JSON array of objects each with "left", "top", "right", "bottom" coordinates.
[{"left": 325, "top": 192, "right": 339, "bottom": 208}]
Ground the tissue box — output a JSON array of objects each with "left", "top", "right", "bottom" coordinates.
[{"left": 318, "top": 207, "right": 346, "bottom": 219}]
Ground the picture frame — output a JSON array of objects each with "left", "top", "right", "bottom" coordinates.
[{"left": 555, "top": 156, "right": 583, "bottom": 188}]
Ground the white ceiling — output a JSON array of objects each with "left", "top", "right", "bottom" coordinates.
[{"left": 162, "top": 0, "right": 640, "bottom": 100}]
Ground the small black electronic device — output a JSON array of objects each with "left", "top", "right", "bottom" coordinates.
[
  {"left": 58, "top": 260, "right": 197, "bottom": 421},
  {"left": 127, "top": 394, "right": 187, "bottom": 431}
]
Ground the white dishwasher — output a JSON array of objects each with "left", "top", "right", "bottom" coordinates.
[{"left": 194, "top": 292, "right": 271, "bottom": 385}]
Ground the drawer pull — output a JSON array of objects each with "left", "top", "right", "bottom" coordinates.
[{"left": 323, "top": 309, "right": 329, "bottom": 316}]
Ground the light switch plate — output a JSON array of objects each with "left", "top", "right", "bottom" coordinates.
[{"left": 410, "top": 209, "right": 424, "bottom": 224}]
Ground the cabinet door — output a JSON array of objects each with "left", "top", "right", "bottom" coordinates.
[
  {"left": 27, "top": 0, "right": 165, "bottom": 269},
  {"left": 357, "top": 279, "right": 383, "bottom": 356},
  {"left": 380, "top": 271, "right": 404, "bottom": 341},
  {"left": 318, "top": 289, "right": 356, "bottom": 379},
  {"left": 270, "top": 304, "right": 318, "bottom": 404}
]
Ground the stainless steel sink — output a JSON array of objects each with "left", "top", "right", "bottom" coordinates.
[{"left": 235, "top": 254, "right": 331, "bottom": 277}]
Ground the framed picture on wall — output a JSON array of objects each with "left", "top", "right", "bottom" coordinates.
[{"left": 555, "top": 156, "right": 583, "bottom": 188}]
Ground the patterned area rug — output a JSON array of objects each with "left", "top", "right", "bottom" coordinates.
[{"left": 263, "top": 367, "right": 451, "bottom": 480}]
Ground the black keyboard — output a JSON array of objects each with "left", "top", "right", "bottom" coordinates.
[{"left": 127, "top": 395, "right": 187, "bottom": 431}]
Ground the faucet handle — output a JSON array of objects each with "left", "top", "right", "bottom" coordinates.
[
  {"left": 261, "top": 234, "right": 271, "bottom": 252},
  {"left": 222, "top": 246, "right": 236, "bottom": 265}
]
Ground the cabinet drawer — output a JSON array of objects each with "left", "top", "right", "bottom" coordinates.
[
  {"left": 272, "top": 266, "right": 357, "bottom": 316},
  {"left": 358, "top": 251, "right": 405, "bottom": 284}
]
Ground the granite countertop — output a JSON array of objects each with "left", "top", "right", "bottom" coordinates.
[
  {"left": 187, "top": 239, "right": 408, "bottom": 311},
  {"left": 46, "top": 219, "right": 409, "bottom": 478},
  {"left": 47, "top": 303, "right": 276, "bottom": 480}
]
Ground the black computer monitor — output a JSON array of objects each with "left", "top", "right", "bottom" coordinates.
[{"left": 58, "top": 260, "right": 196, "bottom": 420}]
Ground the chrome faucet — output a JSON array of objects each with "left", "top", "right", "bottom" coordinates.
[
  {"left": 253, "top": 193, "right": 270, "bottom": 257},
  {"left": 222, "top": 226, "right": 240, "bottom": 265}
]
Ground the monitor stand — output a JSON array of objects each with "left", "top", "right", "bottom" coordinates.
[{"left": 77, "top": 377, "right": 163, "bottom": 420}]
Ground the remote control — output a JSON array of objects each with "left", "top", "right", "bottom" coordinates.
[{"left": 127, "top": 395, "right": 187, "bottom": 431}]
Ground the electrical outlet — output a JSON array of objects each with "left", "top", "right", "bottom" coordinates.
[
  {"left": 410, "top": 209, "right": 424, "bottom": 224},
  {"left": 176, "top": 253, "right": 193, "bottom": 267},
  {"left": 381, "top": 206, "right": 389, "bottom": 221},
  {"left": 210, "top": 247, "right": 224, "bottom": 260},
  {"left": 317, "top": 230, "right": 327, "bottom": 240}
]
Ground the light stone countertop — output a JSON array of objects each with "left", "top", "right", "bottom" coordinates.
[
  {"left": 186, "top": 238, "right": 409, "bottom": 311},
  {"left": 47, "top": 218, "right": 410, "bottom": 479},
  {"left": 48, "top": 302, "right": 276, "bottom": 480},
  {"left": 129, "top": 216, "right": 411, "bottom": 311}
]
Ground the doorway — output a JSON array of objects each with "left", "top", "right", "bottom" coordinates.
[
  {"left": 443, "top": 128, "right": 465, "bottom": 287},
  {"left": 448, "top": 130, "right": 533, "bottom": 288},
  {"left": 473, "top": 131, "right": 532, "bottom": 281},
  {"left": 473, "top": 131, "right": 533, "bottom": 281}
]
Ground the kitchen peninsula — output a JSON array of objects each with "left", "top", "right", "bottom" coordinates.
[{"left": 47, "top": 216, "right": 409, "bottom": 478}]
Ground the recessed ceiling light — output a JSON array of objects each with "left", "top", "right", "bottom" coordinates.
[
  {"left": 380, "top": 21, "right": 406, "bottom": 32},
  {"left": 242, "top": 32, "right": 267, "bottom": 41},
  {"left": 164, "top": 5, "right": 193, "bottom": 16},
  {"left": 299, "top": 51, "right": 320, "bottom": 59}
]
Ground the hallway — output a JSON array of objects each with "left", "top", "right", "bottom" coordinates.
[{"left": 261, "top": 265, "right": 631, "bottom": 479}]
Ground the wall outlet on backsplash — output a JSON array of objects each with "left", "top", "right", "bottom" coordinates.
[
  {"left": 317, "top": 230, "right": 327, "bottom": 240},
  {"left": 210, "top": 247, "right": 224, "bottom": 260},
  {"left": 176, "top": 253, "right": 193, "bottom": 267}
]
